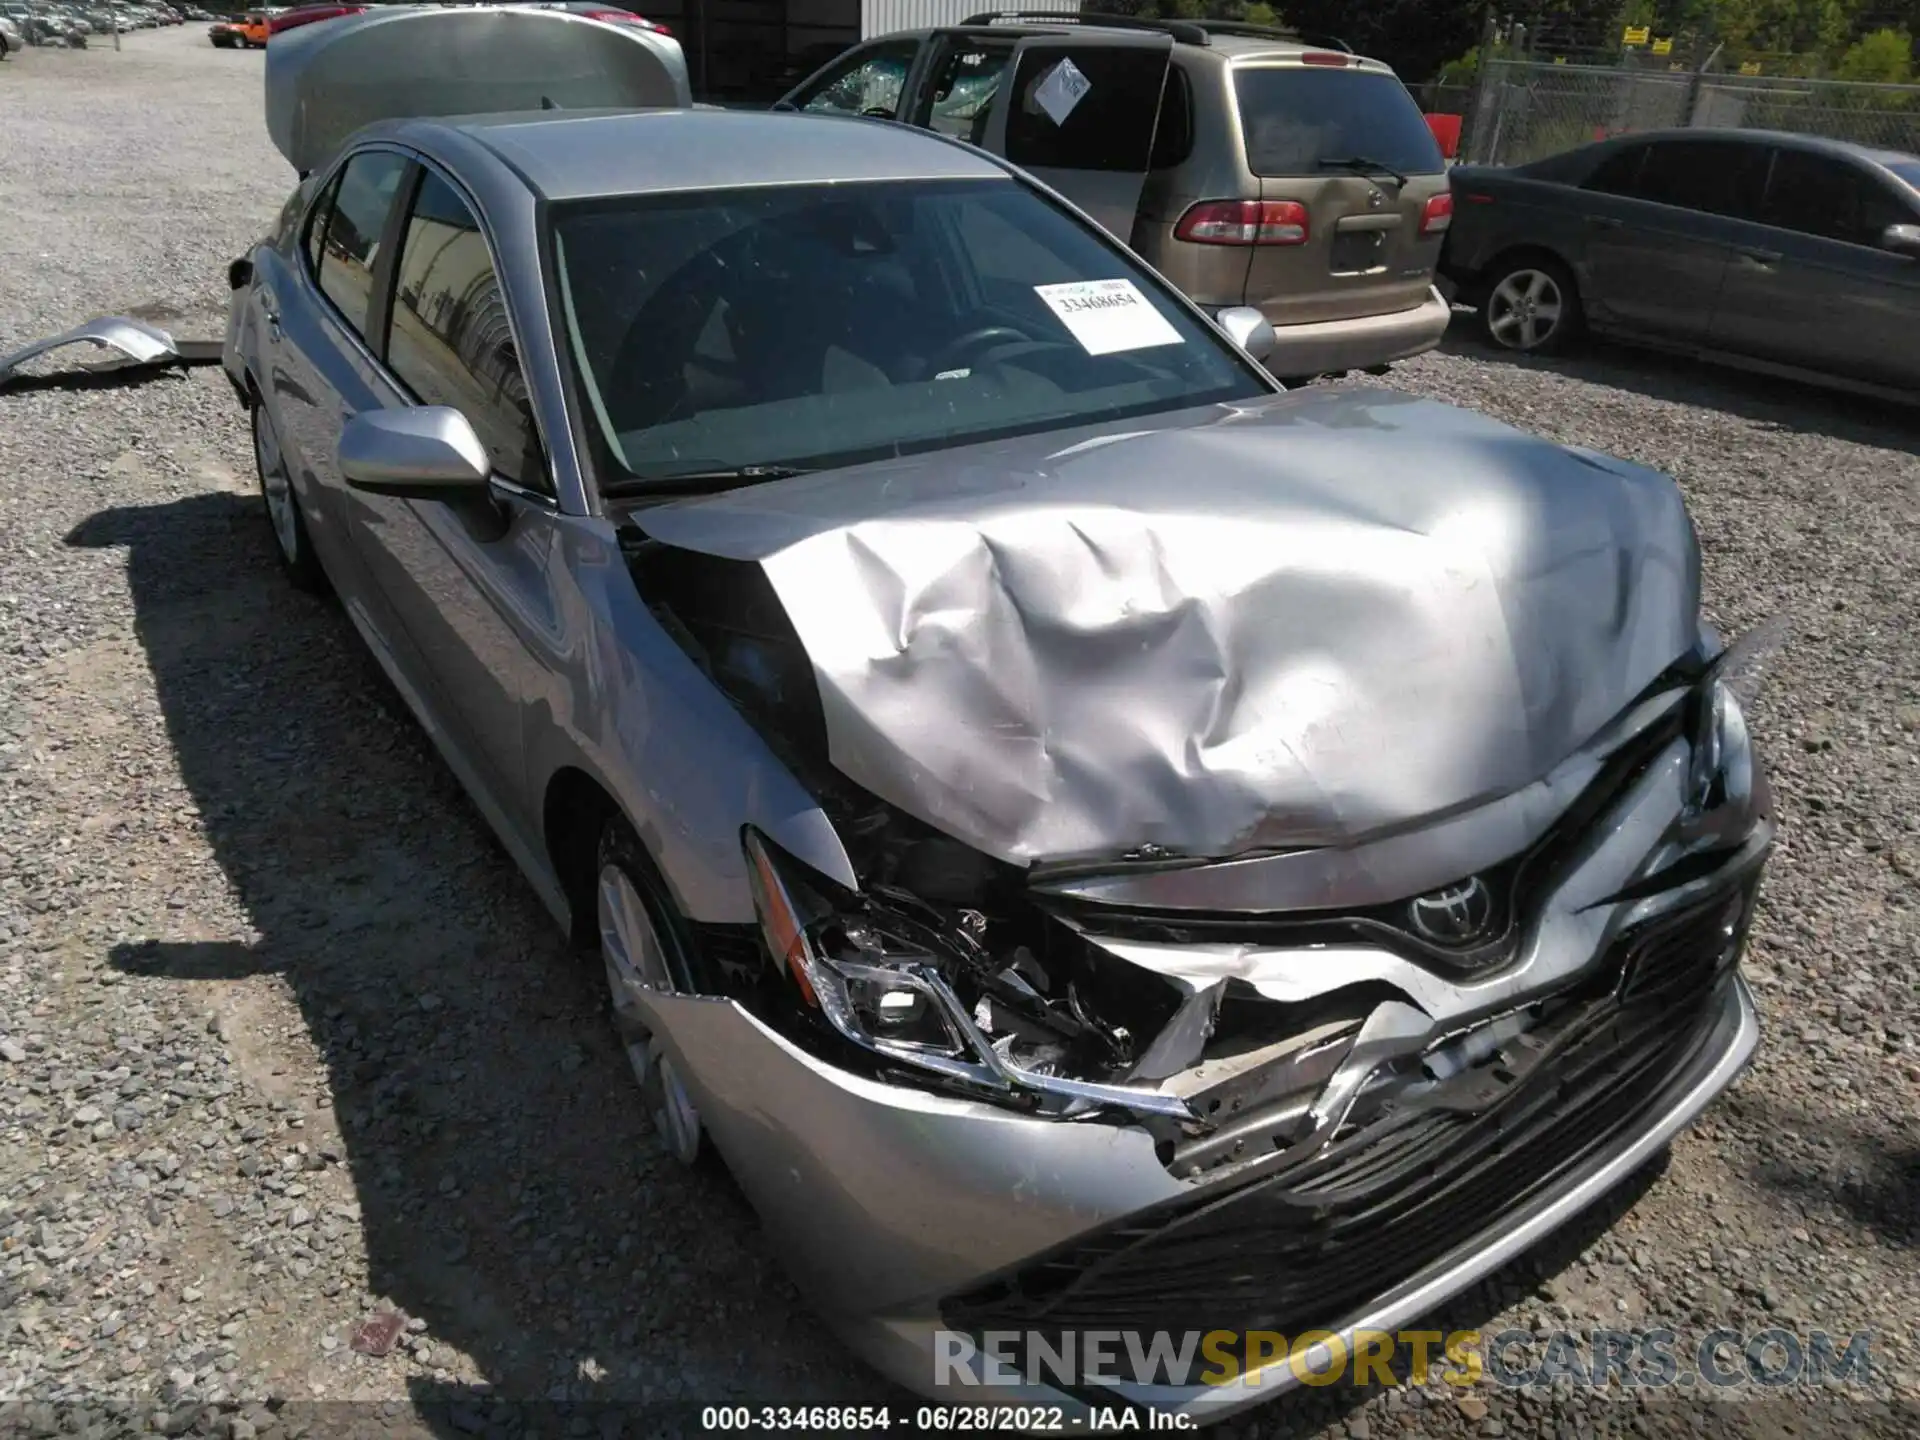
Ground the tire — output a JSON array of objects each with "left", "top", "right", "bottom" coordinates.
[
  {"left": 250, "top": 396, "right": 328, "bottom": 593},
  {"left": 1479, "top": 254, "right": 1582, "bottom": 355},
  {"left": 594, "top": 816, "right": 706, "bottom": 1167}
]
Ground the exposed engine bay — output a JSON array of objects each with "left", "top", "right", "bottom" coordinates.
[{"left": 621, "top": 526, "right": 1777, "bottom": 1187}]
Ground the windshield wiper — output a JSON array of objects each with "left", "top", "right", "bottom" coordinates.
[
  {"left": 601, "top": 464, "right": 813, "bottom": 496},
  {"left": 1318, "top": 155, "right": 1408, "bottom": 186}
]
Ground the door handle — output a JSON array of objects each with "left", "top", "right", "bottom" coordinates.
[
  {"left": 1586, "top": 215, "right": 1623, "bottom": 230},
  {"left": 260, "top": 298, "right": 282, "bottom": 341},
  {"left": 1736, "top": 247, "right": 1781, "bottom": 265}
]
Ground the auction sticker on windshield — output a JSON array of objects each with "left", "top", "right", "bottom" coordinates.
[{"left": 1034, "top": 279, "right": 1183, "bottom": 356}]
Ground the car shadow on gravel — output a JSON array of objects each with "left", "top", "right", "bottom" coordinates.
[
  {"left": 1439, "top": 329, "right": 1920, "bottom": 457},
  {"left": 0, "top": 364, "right": 209, "bottom": 396},
  {"left": 65, "top": 489, "right": 880, "bottom": 1427},
  {"left": 63, "top": 486, "right": 1720, "bottom": 1438},
  {"left": 1734, "top": 1094, "right": 1920, "bottom": 1250}
]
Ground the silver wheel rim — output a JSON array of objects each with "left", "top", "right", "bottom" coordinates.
[
  {"left": 1487, "top": 268, "right": 1565, "bottom": 351},
  {"left": 596, "top": 864, "right": 701, "bottom": 1165},
  {"left": 253, "top": 406, "right": 300, "bottom": 563}
]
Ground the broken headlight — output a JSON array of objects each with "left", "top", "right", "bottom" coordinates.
[
  {"left": 1684, "top": 616, "right": 1786, "bottom": 822},
  {"left": 742, "top": 827, "right": 1193, "bottom": 1121}
]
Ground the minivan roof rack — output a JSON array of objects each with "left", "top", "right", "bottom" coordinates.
[
  {"left": 1195, "top": 19, "right": 1352, "bottom": 53},
  {"left": 956, "top": 11, "right": 1353, "bottom": 54},
  {"left": 958, "top": 10, "right": 1208, "bottom": 44}
]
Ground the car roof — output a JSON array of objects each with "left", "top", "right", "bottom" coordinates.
[
  {"left": 432, "top": 107, "right": 1010, "bottom": 202},
  {"left": 861, "top": 19, "right": 1394, "bottom": 76},
  {"left": 1586, "top": 127, "right": 1914, "bottom": 166}
]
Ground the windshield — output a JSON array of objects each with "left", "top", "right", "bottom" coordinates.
[
  {"left": 1233, "top": 67, "right": 1444, "bottom": 179},
  {"left": 550, "top": 178, "right": 1268, "bottom": 487}
]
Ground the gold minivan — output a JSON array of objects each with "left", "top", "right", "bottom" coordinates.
[{"left": 779, "top": 13, "right": 1455, "bottom": 380}]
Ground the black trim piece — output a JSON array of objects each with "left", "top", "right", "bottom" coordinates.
[
  {"left": 365, "top": 159, "right": 421, "bottom": 366},
  {"left": 954, "top": 12, "right": 1351, "bottom": 52}
]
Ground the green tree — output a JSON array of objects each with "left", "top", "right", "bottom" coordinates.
[
  {"left": 1709, "top": 0, "right": 1854, "bottom": 56},
  {"left": 1096, "top": 0, "right": 1484, "bottom": 78},
  {"left": 1834, "top": 23, "right": 1915, "bottom": 76},
  {"left": 1273, "top": 0, "right": 1486, "bottom": 80}
]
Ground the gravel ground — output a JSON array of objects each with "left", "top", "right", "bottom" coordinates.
[{"left": 1, "top": 26, "right": 1917, "bottom": 1440}]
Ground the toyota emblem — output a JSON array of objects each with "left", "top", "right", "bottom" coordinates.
[{"left": 1408, "top": 876, "right": 1495, "bottom": 946}]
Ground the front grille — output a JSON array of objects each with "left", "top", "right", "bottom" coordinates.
[
  {"left": 941, "top": 881, "right": 1754, "bottom": 1347},
  {"left": 1043, "top": 704, "right": 1687, "bottom": 977}
]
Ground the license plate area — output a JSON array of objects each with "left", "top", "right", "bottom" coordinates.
[{"left": 1330, "top": 228, "right": 1388, "bottom": 275}]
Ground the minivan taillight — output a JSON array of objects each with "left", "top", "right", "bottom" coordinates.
[
  {"left": 1174, "top": 199, "right": 1310, "bottom": 246},
  {"left": 1419, "top": 192, "right": 1454, "bottom": 237},
  {"left": 1300, "top": 51, "right": 1350, "bottom": 66}
]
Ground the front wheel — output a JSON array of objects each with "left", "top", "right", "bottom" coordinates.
[
  {"left": 596, "top": 817, "right": 705, "bottom": 1167},
  {"left": 251, "top": 398, "right": 327, "bottom": 593},
  {"left": 1480, "top": 257, "right": 1582, "bottom": 354}
]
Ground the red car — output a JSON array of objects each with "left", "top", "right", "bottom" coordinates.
[
  {"left": 528, "top": 2, "right": 670, "bottom": 35},
  {"left": 266, "top": 3, "right": 365, "bottom": 37}
]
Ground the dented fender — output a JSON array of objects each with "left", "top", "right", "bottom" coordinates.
[{"left": 633, "top": 988, "right": 1183, "bottom": 1316}]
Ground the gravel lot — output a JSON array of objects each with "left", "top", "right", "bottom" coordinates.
[{"left": 2, "top": 26, "right": 1917, "bottom": 1440}]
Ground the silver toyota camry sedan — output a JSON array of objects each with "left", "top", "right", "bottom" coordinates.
[{"left": 225, "top": 6, "right": 1777, "bottom": 1424}]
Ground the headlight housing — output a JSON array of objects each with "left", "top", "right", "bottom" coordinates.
[
  {"left": 1683, "top": 616, "right": 1785, "bottom": 835},
  {"left": 742, "top": 827, "right": 1194, "bottom": 1121}
]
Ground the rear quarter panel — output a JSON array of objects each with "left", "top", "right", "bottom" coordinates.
[
  {"left": 1440, "top": 167, "right": 1593, "bottom": 295},
  {"left": 1135, "top": 57, "right": 1257, "bottom": 309}
]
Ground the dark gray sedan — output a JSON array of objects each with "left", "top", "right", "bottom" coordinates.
[{"left": 1440, "top": 129, "right": 1920, "bottom": 401}]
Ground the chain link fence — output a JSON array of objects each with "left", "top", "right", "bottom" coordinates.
[{"left": 1463, "top": 59, "right": 1920, "bottom": 167}]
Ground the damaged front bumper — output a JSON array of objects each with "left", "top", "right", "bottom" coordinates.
[
  {"left": 888, "top": 972, "right": 1759, "bottom": 1423},
  {"left": 629, "top": 658, "right": 1774, "bottom": 1422},
  {"left": 640, "top": 931, "right": 1760, "bottom": 1423}
]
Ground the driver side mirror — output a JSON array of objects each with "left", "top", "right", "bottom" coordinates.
[
  {"left": 1214, "top": 306, "right": 1278, "bottom": 361},
  {"left": 1881, "top": 222, "right": 1920, "bottom": 258},
  {"left": 339, "top": 406, "right": 492, "bottom": 501}
]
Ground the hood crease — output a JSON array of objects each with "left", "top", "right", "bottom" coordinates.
[{"left": 628, "top": 390, "right": 1700, "bottom": 868}]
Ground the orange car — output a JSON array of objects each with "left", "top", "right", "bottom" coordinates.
[{"left": 236, "top": 9, "right": 272, "bottom": 46}]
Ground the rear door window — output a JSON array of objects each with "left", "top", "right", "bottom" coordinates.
[
  {"left": 1002, "top": 43, "right": 1172, "bottom": 172},
  {"left": 1759, "top": 149, "right": 1917, "bottom": 246},
  {"left": 1581, "top": 144, "right": 1648, "bottom": 195},
  {"left": 1631, "top": 139, "right": 1770, "bottom": 218},
  {"left": 315, "top": 149, "right": 409, "bottom": 339},
  {"left": 1233, "top": 67, "right": 1443, "bottom": 179},
  {"left": 1149, "top": 63, "right": 1194, "bottom": 170}
]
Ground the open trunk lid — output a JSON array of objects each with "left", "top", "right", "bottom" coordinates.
[
  {"left": 265, "top": 6, "right": 691, "bottom": 174},
  {"left": 1233, "top": 59, "right": 1448, "bottom": 327}
]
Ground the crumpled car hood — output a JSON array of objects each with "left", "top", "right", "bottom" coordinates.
[{"left": 630, "top": 387, "right": 1699, "bottom": 868}]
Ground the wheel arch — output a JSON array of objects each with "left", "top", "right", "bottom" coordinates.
[
  {"left": 541, "top": 763, "right": 626, "bottom": 951},
  {"left": 1471, "top": 243, "right": 1584, "bottom": 309}
]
